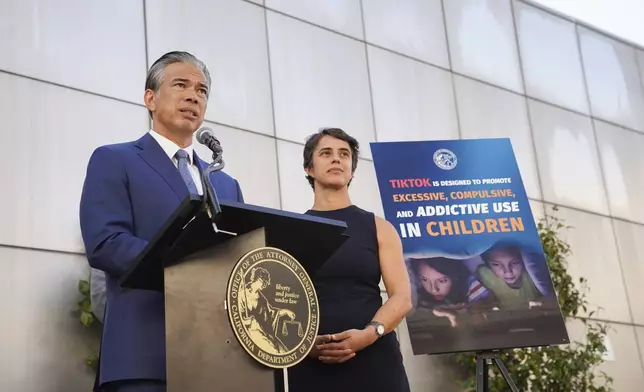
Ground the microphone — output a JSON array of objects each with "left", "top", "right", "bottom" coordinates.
[{"left": 196, "top": 127, "right": 223, "bottom": 162}]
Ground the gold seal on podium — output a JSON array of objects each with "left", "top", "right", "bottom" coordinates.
[{"left": 226, "top": 247, "right": 319, "bottom": 368}]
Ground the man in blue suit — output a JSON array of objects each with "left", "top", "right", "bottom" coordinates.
[{"left": 79, "top": 51, "right": 244, "bottom": 392}]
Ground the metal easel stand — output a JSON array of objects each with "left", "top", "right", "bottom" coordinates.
[{"left": 476, "top": 351, "right": 520, "bottom": 392}]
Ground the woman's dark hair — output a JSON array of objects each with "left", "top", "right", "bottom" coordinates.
[
  {"left": 302, "top": 127, "right": 360, "bottom": 189},
  {"left": 410, "top": 257, "right": 471, "bottom": 307}
]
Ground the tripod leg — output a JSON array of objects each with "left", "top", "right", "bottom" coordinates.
[
  {"left": 476, "top": 356, "right": 489, "bottom": 392},
  {"left": 494, "top": 358, "right": 519, "bottom": 392}
]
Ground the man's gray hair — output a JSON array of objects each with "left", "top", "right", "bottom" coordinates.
[{"left": 145, "top": 51, "right": 211, "bottom": 117}]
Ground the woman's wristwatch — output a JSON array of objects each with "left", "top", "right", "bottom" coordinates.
[{"left": 366, "top": 321, "right": 385, "bottom": 338}]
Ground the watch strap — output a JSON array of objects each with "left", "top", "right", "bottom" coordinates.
[{"left": 366, "top": 321, "right": 385, "bottom": 337}]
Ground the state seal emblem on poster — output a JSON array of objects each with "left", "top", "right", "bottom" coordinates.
[
  {"left": 433, "top": 148, "right": 458, "bottom": 170},
  {"left": 226, "top": 247, "right": 319, "bottom": 368}
]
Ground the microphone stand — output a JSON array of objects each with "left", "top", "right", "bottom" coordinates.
[{"left": 200, "top": 152, "right": 235, "bottom": 235}]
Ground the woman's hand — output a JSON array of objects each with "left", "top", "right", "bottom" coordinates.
[
  {"left": 308, "top": 335, "right": 331, "bottom": 359},
  {"left": 314, "top": 328, "right": 377, "bottom": 364},
  {"left": 309, "top": 334, "right": 355, "bottom": 363}
]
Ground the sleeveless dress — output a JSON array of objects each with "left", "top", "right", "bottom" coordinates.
[{"left": 287, "top": 205, "right": 411, "bottom": 392}]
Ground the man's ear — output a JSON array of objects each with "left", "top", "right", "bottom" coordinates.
[{"left": 143, "top": 89, "right": 156, "bottom": 114}]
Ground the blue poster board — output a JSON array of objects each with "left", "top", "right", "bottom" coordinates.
[{"left": 370, "top": 139, "right": 569, "bottom": 355}]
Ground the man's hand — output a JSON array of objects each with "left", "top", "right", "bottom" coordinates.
[{"left": 315, "top": 328, "right": 378, "bottom": 364}]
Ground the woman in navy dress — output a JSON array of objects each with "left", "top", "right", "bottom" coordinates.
[{"left": 287, "top": 128, "right": 412, "bottom": 392}]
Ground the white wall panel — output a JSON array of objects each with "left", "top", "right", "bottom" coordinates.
[
  {"left": 266, "top": 0, "right": 363, "bottom": 39},
  {"left": 0, "top": 247, "right": 98, "bottom": 392},
  {"left": 530, "top": 199, "right": 546, "bottom": 226},
  {"left": 368, "top": 46, "right": 458, "bottom": 144},
  {"left": 277, "top": 140, "right": 314, "bottom": 214},
  {"left": 268, "top": 11, "right": 375, "bottom": 158},
  {"left": 455, "top": 75, "right": 541, "bottom": 200},
  {"left": 350, "top": 159, "right": 384, "bottom": 218},
  {"left": 637, "top": 50, "right": 644, "bottom": 109},
  {"left": 362, "top": 0, "right": 449, "bottom": 68},
  {"left": 529, "top": 100, "right": 609, "bottom": 215},
  {"left": 613, "top": 220, "right": 644, "bottom": 325},
  {"left": 530, "top": 0, "right": 644, "bottom": 48},
  {"left": 566, "top": 319, "right": 644, "bottom": 392},
  {"left": 146, "top": 0, "right": 274, "bottom": 135},
  {"left": 637, "top": 328, "right": 644, "bottom": 372},
  {"left": 550, "top": 207, "right": 631, "bottom": 323},
  {"left": 443, "top": 0, "right": 524, "bottom": 93},
  {"left": 395, "top": 317, "right": 462, "bottom": 392},
  {"left": 0, "top": 73, "right": 149, "bottom": 253},
  {"left": 0, "top": 0, "right": 146, "bottom": 103},
  {"left": 579, "top": 26, "right": 644, "bottom": 132},
  {"left": 595, "top": 121, "right": 644, "bottom": 223},
  {"left": 514, "top": 1, "right": 589, "bottom": 114}
]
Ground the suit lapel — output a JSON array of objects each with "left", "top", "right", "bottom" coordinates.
[{"left": 135, "top": 133, "right": 188, "bottom": 201}]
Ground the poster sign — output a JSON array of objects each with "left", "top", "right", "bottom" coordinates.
[{"left": 370, "top": 139, "right": 569, "bottom": 355}]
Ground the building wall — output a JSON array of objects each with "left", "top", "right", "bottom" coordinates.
[
  {"left": 531, "top": 0, "right": 644, "bottom": 48},
  {"left": 1, "top": 0, "right": 644, "bottom": 391}
]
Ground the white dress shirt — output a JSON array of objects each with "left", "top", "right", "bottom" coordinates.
[{"left": 149, "top": 130, "right": 204, "bottom": 195}]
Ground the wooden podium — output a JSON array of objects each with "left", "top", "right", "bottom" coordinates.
[{"left": 119, "top": 196, "right": 348, "bottom": 392}]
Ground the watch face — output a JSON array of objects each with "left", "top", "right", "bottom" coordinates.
[{"left": 376, "top": 325, "right": 385, "bottom": 335}]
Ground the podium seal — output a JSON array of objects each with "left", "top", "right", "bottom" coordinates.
[{"left": 226, "top": 247, "right": 319, "bottom": 368}]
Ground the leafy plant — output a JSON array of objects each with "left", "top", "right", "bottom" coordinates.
[
  {"left": 74, "top": 278, "right": 101, "bottom": 371},
  {"left": 451, "top": 206, "right": 613, "bottom": 391},
  {"left": 75, "top": 280, "right": 96, "bottom": 327}
]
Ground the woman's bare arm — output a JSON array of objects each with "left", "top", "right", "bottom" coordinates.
[{"left": 369, "top": 216, "right": 413, "bottom": 334}]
